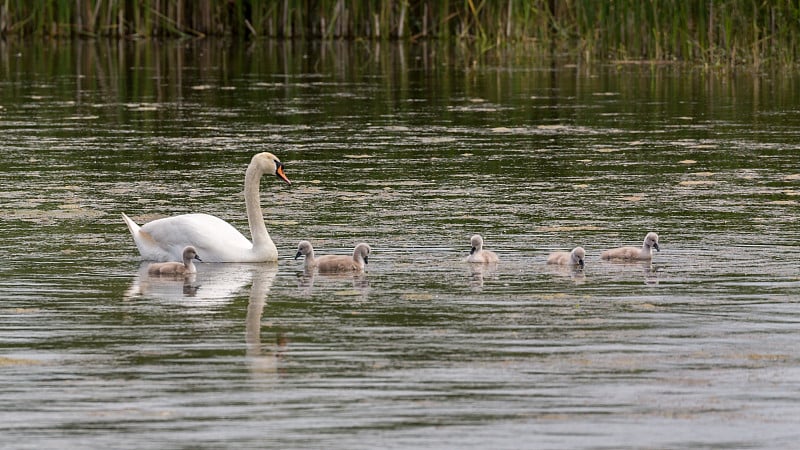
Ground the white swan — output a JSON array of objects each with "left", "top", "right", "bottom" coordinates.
[
  {"left": 294, "top": 241, "right": 371, "bottom": 273},
  {"left": 122, "top": 152, "right": 291, "bottom": 262},
  {"left": 547, "top": 246, "right": 586, "bottom": 268},
  {"left": 465, "top": 234, "right": 499, "bottom": 263},
  {"left": 147, "top": 246, "right": 202, "bottom": 275},
  {"left": 601, "top": 232, "right": 660, "bottom": 261}
]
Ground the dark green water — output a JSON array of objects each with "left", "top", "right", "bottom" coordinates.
[{"left": 1, "top": 39, "right": 799, "bottom": 448}]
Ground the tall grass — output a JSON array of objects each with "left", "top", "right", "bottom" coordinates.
[{"left": 2, "top": 0, "right": 799, "bottom": 66}]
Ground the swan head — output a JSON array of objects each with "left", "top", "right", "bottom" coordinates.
[
  {"left": 571, "top": 247, "right": 585, "bottom": 268},
  {"left": 295, "top": 240, "right": 313, "bottom": 259},
  {"left": 469, "top": 234, "right": 484, "bottom": 255},
  {"left": 252, "top": 152, "right": 291, "bottom": 185},
  {"left": 182, "top": 246, "right": 202, "bottom": 262},
  {"left": 644, "top": 232, "right": 660, "bottom": 252},
  {"left": 354, "top": 243, "right": 371, "bottom": 264}
]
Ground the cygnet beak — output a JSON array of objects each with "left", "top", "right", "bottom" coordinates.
[
  {"left": 470, "top": 247, "right": 477, "bottom": 255},
  {"left": 294, "top": 251, "right": 302, "bottom": 260},
  {"left": 653, "top": 243, "right": 660, "bottom": 252}
]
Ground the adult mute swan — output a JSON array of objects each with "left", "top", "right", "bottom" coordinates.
[
  {"left": 465, "top": 234, "right": 499, "bottom": 263},
  {"left": 294, "top": 241, "right": 371, "bottom": 273},
  {"left": 122, "top": 152, "right": 291, "bottom": 262},
  {"left": 547, "top": 246, "right": 586, "bottom": 269},
  {"left": 147, "top": 246, "right": 202, "bottom": 275},
  {"left": 601, "top": 232, "right": 660, "bottom": 261}
]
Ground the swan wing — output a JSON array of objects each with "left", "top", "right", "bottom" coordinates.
[
  {"left": 601, "top": 246, "right": 643, "bottom": 260},
  {"left": 316, "top": 255, "right": 358, "bottom": 272},
  {"left": 547, "top": 251, "right": 569, "bottom": 265},
  {"left": 134, "top": 213, "right": 254, "bottom": 262}
]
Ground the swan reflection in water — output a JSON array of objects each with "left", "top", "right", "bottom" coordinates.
[
  {"left": 642, "top": 263, "right": 661, "bottom": 285},
  {"left": 245, "top": 267, "right": 287, "bottom": 376},
  {"left": 467, "top": 262, "right": 498, "bottom": 291},
  {"left": 598, "top": 259, "right": 662, "bottom": 285},
  {"left": 296, "top": 268, "right": 370, "bottom": 299},
  {"left": 125, "top": 263, "right": 286, "bottom": 376},
  {"left": 125, "top": 262, "right": 264, "bottom": 308},
  {"left": 544, "top": 263, "right": 586, "bottom": 285}
]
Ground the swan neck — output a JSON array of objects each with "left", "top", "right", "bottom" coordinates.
[
  {"left": 303, "top": 248, "right": 315, "bottom": 267},
  {"left": 245, "top": 163, "right": 269, "bottom": 248}
]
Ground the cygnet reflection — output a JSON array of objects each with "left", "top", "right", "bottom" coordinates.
[{"left": 467, "top": 260, "right": 499, "bottom": 291}]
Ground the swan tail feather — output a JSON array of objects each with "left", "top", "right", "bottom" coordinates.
[
  {"left": 122, "top": 213, "right": 195, "bottom": 261},
  {"left": 122, "top": 212, "right": 140, "bottom": 235}
]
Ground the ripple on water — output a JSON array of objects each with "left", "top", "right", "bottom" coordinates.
[{"left": 1, "top": 43, "right": 800, "bottom": 449}]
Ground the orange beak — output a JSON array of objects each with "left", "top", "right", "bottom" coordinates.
[{"left": 276, "top": 163, "right": 291, "bottom": 185}]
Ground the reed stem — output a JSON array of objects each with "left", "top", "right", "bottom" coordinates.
[{"left": 1, "top": 0, "right": 798, "bottom": 66}]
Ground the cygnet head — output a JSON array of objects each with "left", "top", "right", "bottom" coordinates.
[
  {"left": 353, "top": 243, "right": 371, "bottom": 264},
  {"left": 644, "top": 232, "right": 660, "bottom": 252},
  {"left": 295, "top": 240, "right": 313, "bottom": 259},
  {"left": 251, "top": 152, "right": 291, "bottom": 185},
  {"left": 469, "top": 234, "right": 484, "bottom": 255},
  {"left": 571, "top": 246, "right": 586, "bottom": 268},
  {"left": 183, "top": 246, "right": 202, "bottom": 263}
]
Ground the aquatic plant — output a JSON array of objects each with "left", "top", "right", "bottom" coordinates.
[{"left": 1, "top": 0, "right": 799, "bottom": 66}]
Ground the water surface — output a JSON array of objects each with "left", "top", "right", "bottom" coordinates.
[{"left": 1, "top": 39, "right": 799, "bottom": 448}]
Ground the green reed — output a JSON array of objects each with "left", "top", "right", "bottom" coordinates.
[{"left": 2, "top": 0, "right": 799, "bottom": 66}]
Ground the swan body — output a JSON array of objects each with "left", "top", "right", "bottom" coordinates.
[
  {"left": 122, "top": 152, "right": 291, "bottom": 262},
  {"left": 147, "top": 246, "right": 202, "bottom": 275},
  {"left": 465, "top": 234, "right": 499, "bottom": 263},
  {"left": 547, "top": 246, "right": 586, "bottom": 268},
  {"left": 295, "top": 241, "right": 371, "bottom": 273},
  {"left": 601, "top": 232, "right": 660, "bottom": 261}
]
